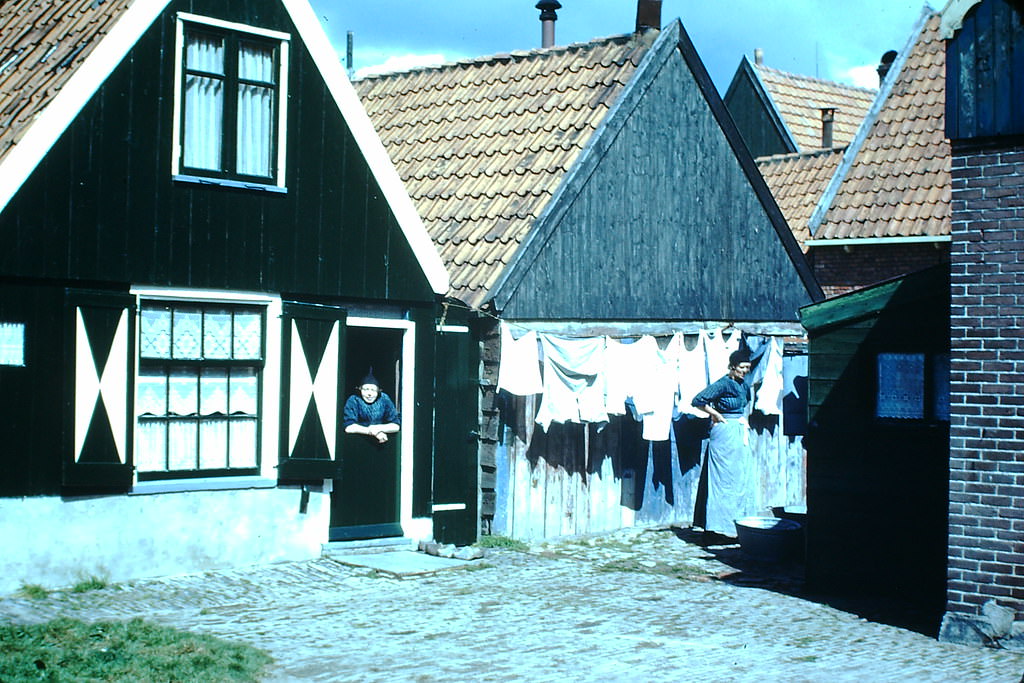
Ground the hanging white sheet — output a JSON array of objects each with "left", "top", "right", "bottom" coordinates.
[
  {"left": 675, "top": 331, "right": 709, "bottom": 418},
  {"left": 754, "top": 336, "right": 785, "bottom": 415},
  {"left": 535, "top": 335, "right": 607, "bottom": 430},
  {"left": 496, "top": 322, "right": 543, "bottom": 396}
]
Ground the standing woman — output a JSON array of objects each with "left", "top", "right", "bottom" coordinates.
[{"left": 692, "top": 349, "right": 754, "bottom": 537}]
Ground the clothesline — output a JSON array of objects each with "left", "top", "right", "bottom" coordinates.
[
  {"left": 496, "top": 322, "right": 799, "bottom": 441},
  {"left": 437, "top": 299, "right": 744, "bottom": 340}
]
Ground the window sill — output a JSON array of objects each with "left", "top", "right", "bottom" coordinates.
[
  {"left": 130, "top": 476, "right": 277, "bottom": 495},
  {"left": 173, "top": 174, "right": 287, "bottom": 194}
]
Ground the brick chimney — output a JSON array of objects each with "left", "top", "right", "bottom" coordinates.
[
  {"left": 635, "top": 0, "right": 662, "bottom": 32},
  {"left": 821, "top": 108, "right": 835, "bottom": 149},
  {"left": 536, "top": 0, "right": 561, "bottom": 48}
]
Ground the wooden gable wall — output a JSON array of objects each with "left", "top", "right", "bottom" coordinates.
[
  {"left": 723, "top": 60, "right": 795, "bottom": 159},
  {"left": 946, "top": 0, "right": 1024, "bottom": 142},
  {"left": 0, "top": 0, "right": 434, "bottom": 305},
  {"left": 493, "top": 22, "right": 819, "bottom": 321}
]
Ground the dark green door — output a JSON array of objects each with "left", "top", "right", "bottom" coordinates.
[
  {"left": 330, "top": 326, "right": 404, "bottom": 541},
  {"left": 432, "top": 325, "right": 479, "bottom": 546}
]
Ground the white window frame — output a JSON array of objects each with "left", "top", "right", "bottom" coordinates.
[
  {"left": 130, "top": 287, "right": 282, "bottom": 494},
  {"left": 170, "top": 13, "right": 290, "bottom": 192}
]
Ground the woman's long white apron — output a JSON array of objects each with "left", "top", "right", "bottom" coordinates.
[{"left": 704, "top": 418, "right": 754, "bottom": 537}]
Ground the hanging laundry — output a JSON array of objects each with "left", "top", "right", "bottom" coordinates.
[
  {"left": 674, "top": 331, "right": 709, "bottom": 419},
  {"left": 783, "top": 353, "right": 807, "bottom": 399},
  {"left": 534, "top": 335, "right": 607, "bottom": 430},
  {"left": 637, "top": 335, "right": 680, "bottom": 441},
  {"left": 496, "top": 322, "right": 543, "bottom": 396},
  {"left": 604, "top": 336, "right": 643, "bottom": 416},
  {"left": 704, "top": 327, "right": 742, "bottom": 380},
  {"left": 753, "top": 336, "right": 785, "bottom": 415},
  {"left": 744, "top": 335, "right": 771, "bottom": 387}
]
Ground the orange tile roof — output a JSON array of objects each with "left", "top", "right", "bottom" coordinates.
[
  {"left": 757, "top": 148, "right": 844, "bottom": 249},
  {"left": 356, "top": 33, "right": 655, "bottom": 308},
  {"left": 812, "top": 12, "right": 950, "bottom": 241},
  {"left": 755, "top": 64, "right": 876, "bottom": 152},
  {"left": 0, "top": 0, "right": 133, "bottom": 163}
]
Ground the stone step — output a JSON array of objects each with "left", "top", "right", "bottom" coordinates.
[{"left": 321, "top": 537, "right": 417, "bottom": 556}]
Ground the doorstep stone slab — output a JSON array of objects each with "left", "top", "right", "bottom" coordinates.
[{"left": 326, "top": 550, "right": 470, "bottom": 577}]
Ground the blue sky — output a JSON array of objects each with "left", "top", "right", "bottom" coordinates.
[{"left": 306, "top": 1, "right": 931, "bottom": 93}]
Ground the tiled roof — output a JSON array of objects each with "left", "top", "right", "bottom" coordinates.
[
  {"left": 813, "top": 12, "right": 950, "bottom": 240},
  {"left": 755, "top": 64, "right": 876, "bottom": 152},
  {"left": 355, "top": 33, "right": 655, "bottom": 308},
  {"left": 757, "top": 148, "right": 844, "bottom": 249},
  {"left": 0, "top": 0, "right": 132, "bottom": 164}
]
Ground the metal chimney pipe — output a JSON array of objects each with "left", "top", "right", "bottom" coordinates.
[
  {"left": 635, "top": 0, "right": 662, "bottom": 32},
  {"left": 346, "top": 31, "right": 354, "bottom": 80},
  {"left": 754, "top": 48, "right": 764, "bottom": 66},
  {"left": 821, "top": 108, "right": 835, "bottom": 149},
  {"left": 536, "top": 0, "right": 561, "bottom": 48}
]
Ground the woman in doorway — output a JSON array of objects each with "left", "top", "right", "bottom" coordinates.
[
  {"left": 691, "top": 349, "right": 754, "bottom": 538},
  {"left": 343, "top": 369, "right": 401, "bottom": 444}
]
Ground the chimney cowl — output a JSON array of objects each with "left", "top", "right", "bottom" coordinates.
[
  {"left": 635, "top": 0, "right": 662, "bottom": 32},
  {"left": 754, "top": 48, "right": 763, "bottom": 66},
  {"left": 877, "top": 50, "right": 897, "bottom": 85},
  {"left": 536, "top": 0, "right": 561, "bottom": 48}
]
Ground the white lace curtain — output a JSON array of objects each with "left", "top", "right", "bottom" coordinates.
[
  {"left": 183, "top": 33, "right": 224, "bottom": 171},
  {"left": 137, "top": 369, "right": 258, "bottom": 472},
  {"left": 876, "top": 352, "right": 925, "bottom": 419},
  {"left": 183, "top": 34, "right": 275, "bottom": 177},
  {"left": 236, "top": 41, "right": 275, "bottom": 177}
]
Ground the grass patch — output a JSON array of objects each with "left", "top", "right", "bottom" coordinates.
[
  {"left": 474, "top": 535, "right": 528, "bottom": 552},
  {"left": 17, "top": 584, "right": 49, "bottom": 600},
  {"left": 0, "top": 617, "right": 272, "bottom": 681},
  {"left": 460, "top": 561, "right": 496, "bottom": 572},
  {"left": 70, "top": 575, "right": 110, "bottom": 594},
  {"left": 597, "top": 558, "right": 711, "bottom": 581}
]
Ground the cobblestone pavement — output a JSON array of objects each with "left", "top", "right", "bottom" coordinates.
[{"left": 3, "top": 527, "right": 1024, "bottom": 682}]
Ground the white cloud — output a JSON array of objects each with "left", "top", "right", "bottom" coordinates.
[
  {"left": 844, "top": 65, "right": 881, "bottom": 90},
  {"left": 354, "top": 53, "right": 448, "bottom": 78}
]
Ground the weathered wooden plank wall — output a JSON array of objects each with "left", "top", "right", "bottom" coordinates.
[
  {"left": 946, "top": 0, "right": 1024, "bottom": 140},
  {"left": 498, "top": 47, "right": 814, "bottom": 322},
  {"left": 495, "top": 398, "right": 806, "bottom": 541}
]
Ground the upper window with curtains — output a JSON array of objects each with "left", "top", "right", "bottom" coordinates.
[{"left": 172, "top": 14, "right": 289, "bottom": 192}]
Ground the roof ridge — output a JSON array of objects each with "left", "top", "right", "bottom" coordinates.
[
  {"left": 355, "top": 31, "right": 642, "bottom": 82},
  {"left": 755, "top": 63, "right": 877, "bottom": 94},
  {"left": 756, "top": 147, "right": 847, "bottom": 164}
]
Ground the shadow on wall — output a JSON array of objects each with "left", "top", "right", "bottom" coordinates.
[{"left": 497, "top": 386, "right": 806, "bottom": 530}]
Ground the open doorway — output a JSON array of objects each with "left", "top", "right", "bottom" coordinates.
[{"left": 330, "top": 324, "right": 405, "bottom": 541}]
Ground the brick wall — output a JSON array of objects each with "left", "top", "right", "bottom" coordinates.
[
  {"left": 810, "top": 242, "right": 950, "bottom": 298},
  {"left": 946, "top": 143, "right": 1024, "bottom": 624}
]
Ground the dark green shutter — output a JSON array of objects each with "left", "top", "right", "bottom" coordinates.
[
  {"left": 431, "top": 325, "right": 480, "bottom": 546},
  {"left": 279, "top": 302, "right": 347, "bottom": 480},
  {"left": 63, "top": 289, "right": 135, "bottom": 490}
]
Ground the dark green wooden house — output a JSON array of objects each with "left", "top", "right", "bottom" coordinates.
[
  {"left": 800, "top": 264, "right": 950, "bottom": 630},
  {"left": 0, "top": 0, "right": 477, "bottom": 593}
]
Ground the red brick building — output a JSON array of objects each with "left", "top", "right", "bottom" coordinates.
[{"left": 939, "top": 0, "right": 1024, "bottom": 647}]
